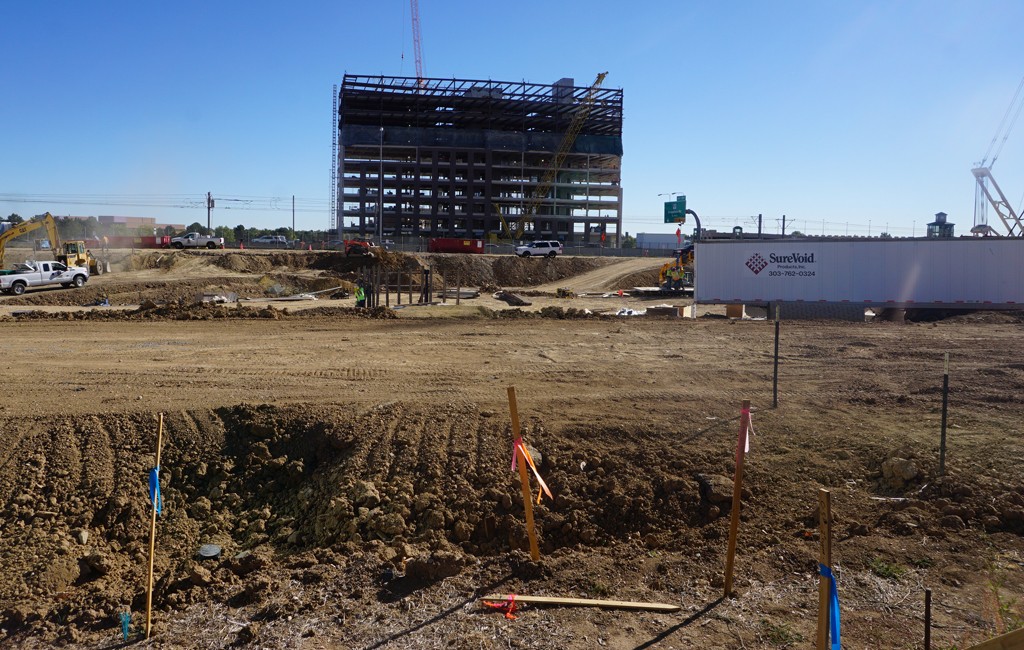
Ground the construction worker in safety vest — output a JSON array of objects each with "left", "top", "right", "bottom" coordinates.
[
  {"left": 355, "top": 281, "right": 366, "bottom": 308},
  {"left": 670, "top": 266, "right": 683, "bottom": 289}
]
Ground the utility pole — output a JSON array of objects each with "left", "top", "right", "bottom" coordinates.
[
  {"left": 757, "top": 213, "right": 762, "bottom": 236},
  {"left": 292, "top": 195, "right": 295, "bottom": 235},
  {"left": 206, "top": 192, "right": 214, "bottom": 233},
  {"left": 781, "top": 214, "right": 787, "bottom": 237}
]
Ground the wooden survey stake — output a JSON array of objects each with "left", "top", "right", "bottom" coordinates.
[
  {"left": 481, "top": 594, "right": 680, "bottom": 613},
  {"left": 723, "top": 399, "right": 751, "bottom": 597},
  {"left": 145, "top": 413, "right": 164, "bottom": 639},
  {"left": 507, "top": 387, "right": 540, "bottom": 561},
  {"left": 817, "top": 488, "right": 833, "bottom": 650}
]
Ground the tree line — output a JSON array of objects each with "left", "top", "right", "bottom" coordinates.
[{"left": 4, "top": 214, "right": 331, "bottom": 244}]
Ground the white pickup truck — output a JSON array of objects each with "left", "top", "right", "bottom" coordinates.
[
  {"left": 169, "top": 232, "right": 225, "bottom": 249},
  {"left": 0, "top": 260, "right": 90, "bottom": 295}
]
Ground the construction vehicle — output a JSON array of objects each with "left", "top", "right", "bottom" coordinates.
[
  {"left": 343, "top": 239, "right": 378, "bottom": 257},
  {"left": 501, "top": 72, "right": 609, "bottom": 241},
  {"left": 0, "top": 213, "right": 108, "bottom": 275},
  {"left": 658, "top": 243, "right": 694, "bottom": 291}
]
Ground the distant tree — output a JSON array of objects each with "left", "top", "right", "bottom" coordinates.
[
  {"left": 233, "top": 224, "right": 246, "bottom": 241},
  {"left": 879, "top": 232, "right": 893, "bottom": 239},
  {"left": 214, "top": 225, "right": 235, "bottom": 243},
  {"left": 164, "top": 225, "right": 177, "bottom": 236},
  {"left": 790, "top": 230, "right": 804, "bottom": 237},
  {"left": 275, "top": 226, "right": 290, "bottom": 236},
  {"left": 7, "top": 213, "right": 23, "bottom": 224},
  {"left": 621, "top": 233, "right": 637, "bottom": 249},
  {"left": 186, "top": 221, "right": 208, "bottom": 235}
]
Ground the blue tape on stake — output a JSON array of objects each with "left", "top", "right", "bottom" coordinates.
[
  {"left": 818, "top": 563, "right": 841, "bottom": 650},
  {"left": 119, "top": 612, "right": 131, "bottom": 641},
  {"left": 149, "top": 466, "right": 162, "bottom": 515}
]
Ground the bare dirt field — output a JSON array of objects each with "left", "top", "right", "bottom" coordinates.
[{"left": 0, "top": 249, "right": 1023, "bottom": 649}]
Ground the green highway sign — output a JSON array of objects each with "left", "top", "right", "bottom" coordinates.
[{"left": 664, "top": 195, "right": 687, "bottom": 223}]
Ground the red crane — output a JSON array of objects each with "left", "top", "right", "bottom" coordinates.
[{"left": 410, "top": 0, "right": 425, "bottom": 86}]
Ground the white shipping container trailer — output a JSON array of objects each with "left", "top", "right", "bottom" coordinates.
[{"left": 694, "top": 239, "right": 1024, "bottom": 309}]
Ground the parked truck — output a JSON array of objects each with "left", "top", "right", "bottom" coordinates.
[
  {"left": 428, "top": 238, "right": 485, "bottom": 254},
  {"left": 168, "top": 232, "right": 225, "bottom": 249},
  {"left": 0, "top": 260, "right": 89, "bottom": 295}
]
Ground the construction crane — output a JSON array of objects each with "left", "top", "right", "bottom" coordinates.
[
  {"left": 410, "top": 0, "right": 425, "bottom": 87},
  {"left": 971, "top": 76, "right": 1024, "bottom": 237},
  {"left": 505, "top": 72, "right": 608, "bottom": 240}
]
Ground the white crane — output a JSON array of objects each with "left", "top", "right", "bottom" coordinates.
[{"left": 972, "top": 76, "right": 1024, "bottom": 237}]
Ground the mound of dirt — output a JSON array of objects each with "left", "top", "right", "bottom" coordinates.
[
  {"left": 615, "top": 268, "right": 661, "bottom": 288},
  {"left": 0, "top": 402, "right": 708, "bottom": 643},
  {"left": 427, "top": 255, "right": 610, "bottom": 288},
  {"left": 3, "top": 303, "right": 396, "bottom": 322}
]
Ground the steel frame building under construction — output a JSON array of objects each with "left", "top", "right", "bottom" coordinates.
[{"left": 332, "top": 74, "right": 624, "bottom": 244}]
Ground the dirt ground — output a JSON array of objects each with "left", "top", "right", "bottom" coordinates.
[{"left": 0, "top": 249, "right": 1023, "bottom": 649}]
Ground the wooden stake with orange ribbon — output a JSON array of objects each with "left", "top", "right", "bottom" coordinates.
[
  {"left": 723, "top": 399, "right": 751, "bottom": 598},
  {"left": 506, "top": 387, "right": 552, "bottom": 561}
]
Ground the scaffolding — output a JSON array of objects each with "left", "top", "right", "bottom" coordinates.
[{"left": 335, "top": 74, "right": 624, "bottom": 244}]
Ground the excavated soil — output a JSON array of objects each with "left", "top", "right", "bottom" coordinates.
[{"left": 0, "top": 250, "right": 1022, "bottom": 649}]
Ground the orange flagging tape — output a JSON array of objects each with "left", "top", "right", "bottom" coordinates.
[
  {"left": 483, "top": 593, "right": 518, "bottom": 619},
  {"left": 512, "top": 438, "right": 553, "bottom": 504}
]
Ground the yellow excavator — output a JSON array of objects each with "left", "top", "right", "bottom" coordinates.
[
  {"left": 0, "top": 213, "right": 107, "bottom": 275},
  {"left": 658, "top": 243, "right": 694, "bottom": 291}
]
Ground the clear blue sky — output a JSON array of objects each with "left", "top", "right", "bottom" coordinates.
[{"left": 2, "top": 1, "right": 1022, "bottom": 237}]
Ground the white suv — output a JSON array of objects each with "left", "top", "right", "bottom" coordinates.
[{"left": 515, "top": 240, "right": 563, "bottom": 258}]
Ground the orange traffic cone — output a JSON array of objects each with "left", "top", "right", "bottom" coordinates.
[
  {"left": 308, "top": 244, "right": 313, "bottom": 251},
  {"left": 239, "top": 242, "right": 244, "bottom": 250}
]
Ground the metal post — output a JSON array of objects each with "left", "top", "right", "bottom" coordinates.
[
  {"left": 773, "top": 305, "right": 781, "bottom": 408},
  {"left": 924, "top": 588, "right": 932, "bottom": 650},
  {"left": 940, "top": 353, "right": 949, "bottom": 475}
]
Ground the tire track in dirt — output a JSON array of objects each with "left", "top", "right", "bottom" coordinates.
[
  {"left": 79, "top": 366, "right": 388, "bottom": 382},
  {"left": 387, "top": 410, "right": 427, "bottom": 485},
  {"left": 78, "top": 417, "right": 115, "bottom": 500},
  {"left": 0, "top": 421, "right": 38, "bottom": 493},
  {"left": 366, "top": 405, "right": 404, "bottom": 484},
  {"left": 344, "top": 404, "right": 404, "bottom": 485}
]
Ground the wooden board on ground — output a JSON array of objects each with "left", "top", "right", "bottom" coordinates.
[
  {"left": 481, "top": 594, "right": 680, "bottom": 613},
  {"left": 966, "top": 626, "right": 1024, "bottom": 650}
]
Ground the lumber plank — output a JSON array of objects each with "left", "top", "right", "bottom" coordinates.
[
  {"left": 965, "top": 626, "right": 1024, "bottom": 650},
  {"left": 481, "top": 594, "right": 680, "bottom": 612}
]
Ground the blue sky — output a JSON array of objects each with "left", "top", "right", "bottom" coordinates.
[{"left": 2, "top": 1, "right": 1022, "bottom": 237}]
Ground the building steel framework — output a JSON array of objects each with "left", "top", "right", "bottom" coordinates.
[{"left": 335, "top": 74, "right": 624, "bottom": 244}]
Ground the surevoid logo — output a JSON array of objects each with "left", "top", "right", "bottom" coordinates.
[{"left": 746, "top": 253, "right": 768, "bottom": 275}]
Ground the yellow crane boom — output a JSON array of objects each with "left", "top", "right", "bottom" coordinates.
[
  {"left": 509, "top": 72, "right": 608, "bottom": 240},
  {"left": 0, "top": 213, "right": 61, "bottom": 269}
]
